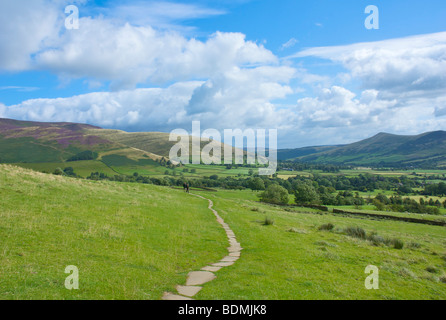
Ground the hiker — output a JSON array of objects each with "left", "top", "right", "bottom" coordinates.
[
  {"left": 186, "top": 183, "right": 190, "bottom": 193},
  {"left": 183, "top": 182, "right": 187, "bottom": 192}
]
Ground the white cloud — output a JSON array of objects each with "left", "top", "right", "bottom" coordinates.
[
  {"left": 2, "top": 2, "right": 445, "bottom": 148},
  {"left": 4, "top": 82, "right": 200, "bottom": 131},
  {"left": 0, "top": 0, "right": 62, "bottom": 71},
  {"left": 0, "top": 86, "right": 39, "bottom": 92},
  {"left": 0, "top": 0, "right": 277, "bottom": 90},
  {"left": 99, "top": 1, "right": 226, "bottom": 30},
  {"left": 35, "top": 17, "right": 278, "bottom": 89},
  {"left": 295, "top": 86, "right": 397, "bottom": 129},
  {"left": 294, "top": 32, "right": 446, "bottom": 96}
]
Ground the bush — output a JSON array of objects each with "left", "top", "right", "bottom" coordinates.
[
  {"left": 259, "top": 184, "right": 289, "bottom": 205},
  {"left": 53, "top": 167, "right": 64, "bottom": 176},
  {"left": 390, "top": 238, "right": 404, "bottom": 250},
  {"left": 318, "top": 223, "right": 335, "bottom": 231},
  {"left": 263, "top": 217, "right": 275, "bottom": 226},
  {"left": 67, "top": 150, "right": 98, "bottom": 162},
  {"left": 426, "top": 266, "right": 439, "bottom": 274},
  {"left": 345, "top": 226, "right": 366, "bottom": 239},
  {"left": 367, "top": 233, "right": 386, "bottom": 246},
  {"left": 407, "top": 242, "right": 422, "bottom": 249}
]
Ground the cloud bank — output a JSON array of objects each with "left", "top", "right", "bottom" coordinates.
[{"left": 1, "top": 0, "right": 445, "bottom": 147}]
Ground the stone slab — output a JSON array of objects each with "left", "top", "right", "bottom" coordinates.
[
  {"left": 186, "top": 271, "right": 216, "bottom": 286},
  {"left": 176, "top": 285, "right": 202, "bottom": 297}
]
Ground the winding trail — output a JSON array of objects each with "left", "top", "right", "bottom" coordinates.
[{"left": 162, "top": 193, "right": 242, "bottom": 300}]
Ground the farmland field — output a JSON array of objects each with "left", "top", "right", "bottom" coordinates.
[{"left": 1, "top": 165, "right": 445, "bottom": 300}]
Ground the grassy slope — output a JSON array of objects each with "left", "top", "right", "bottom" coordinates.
[
  {"left": 193, "top": 189, "right": 446, "bottom": 300},
  {"left": 0, "top": 165, "right": 227, "bottom": 300},
  {"left": 298, "top": 131, "right": 446, "bottom": 167},
  {"left": 1, "top": 165, "right": 445, "bottom": 300},
  {"left": 87, "top": 129, "right": 175, "bottom": 158},
  {"left": 11, "top": 160, "right": 118, "bottom": 178}
]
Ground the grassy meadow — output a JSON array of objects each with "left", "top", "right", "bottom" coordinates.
[
  {"left": 193, "top": 189, "right": 446, "bottom": 300},
  {"left": 0, "top": 165, "right": 227, "bottom": 299},
  {"left": 1, "top": 164, "right": 445, "bottom": 299}
]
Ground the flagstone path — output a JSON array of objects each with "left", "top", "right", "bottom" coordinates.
[{"left": 162, "top": 194, "right": 242, "bottom": 300}]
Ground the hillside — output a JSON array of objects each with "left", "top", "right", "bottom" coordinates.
[
  {"left": 0, "top": 164, "right": 227, "bottom": 299},
  {"left": 0, "top": 118, "right": 258, "bottom": 172},
  {"left": 0, "top": 118, "right": 161, "bottom": 164},
  {"left": 277, "top": 145, "right": 340, "bottom": 161},
  {"left": 2, "top": 164, "right": 445, "bottom": 300},
  {"left": 283, "top": 131, "right": 446, "bottom": 168},
  {"left": 2, "top": 118, "right": 445, "bottom": 169}
]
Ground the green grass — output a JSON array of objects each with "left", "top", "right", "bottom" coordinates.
[
  {"left": 12, "top": 160, "right": 118, "bottom": 178},
  {"left": 191, "top": 189, "right": 446, "bottom": 300},
  {"left": 1, "top": 165, "right": 446, "bottom": 300},
  {"left": 0, "top": 165, "right": 226, "bottom": 299},
  {"left": 0, "top": 137, "right": 68, "bottom": 163}
]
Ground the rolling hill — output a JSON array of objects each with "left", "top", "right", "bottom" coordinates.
[
  {"left": 0, "top": 118, "right": 251, "bottom": 177},
  {"left": 0, "top": 118, "right": 192, "bottom": 165},
  {"left": 283, "top": 131, "right": 446, "bottom": 167},
  {"left": 277, "top": 145, "right": 340, "bottom": 161},
  {"left": 2, "top": 118, "right": 445, "bottom": 169}
]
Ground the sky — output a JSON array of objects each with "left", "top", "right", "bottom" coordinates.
[{"left": 0, "top": 0, "right": 445, "bottom": 148}]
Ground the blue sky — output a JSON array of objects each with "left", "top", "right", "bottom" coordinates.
[{"left": 0, "top": 0, "right": 445, "bottom": 147}]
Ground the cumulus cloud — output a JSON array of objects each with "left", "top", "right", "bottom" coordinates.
[
  {"left": 0, "top": 0, "right": 62, "bottom": 71},
  {"left": 2, "top": 1, "right": 446, "bottom": 148},
  {"left": 41, "top": 24, "right": 276, "bottom": 89},
  {"left": 0, "top": 0, "right": 277, "bottom": 90},
  {"left": 294, "top": 32, "right": 446, "bottom": 97},
  {"left": 295, "top": 86, "right": 397, "bottom": 129},
  {"left": 0, "top": 0, "right": 299, "bottom": 142},
  {"left": 4, "top": 82, "right": 201, "bottom": 131},
  {"left": 2, "top": 64, "right": 296, "bottom": 133}
]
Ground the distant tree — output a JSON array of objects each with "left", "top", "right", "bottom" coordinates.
[
  {"left": 249, "top": 177, "right": 265, "bottom": 191},
  {"left": 63, "top": 167, "right": 75, "bottom": 176},
  {"left": 67, "top": 150, "right": 98, "bottom": 162},
  {"left": 293, "top": 182, "right": 320, "bottom": 204},
  {"left": 372, "top": 199, "right": 386, "bottom": 211},
  {"left": 259, "top": 184, "right": 289, "bottom": 205},
  {"left": 191, "top": 169, "right": 197, "bottom": 173},
  {"left": 54, "top": 168, "right": 64, "bottom": 176},
  {"left": 210, "top": 175, "right": 219, "bottom": 180},
  {"left": 397, "top": 185, "right": 413, "bottom": 194}
]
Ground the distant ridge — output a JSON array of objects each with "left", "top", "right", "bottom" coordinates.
[
  {"left": 280, "top": 131, "right": 446, "bottom": 168},
  {"left": 1, "top": 118, "right": 445, "bottom": 168},
  {"left": 0, "top": 118, "right": 243, "bottom": 165}
]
